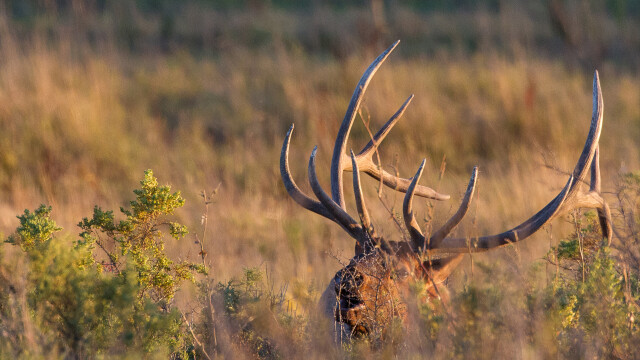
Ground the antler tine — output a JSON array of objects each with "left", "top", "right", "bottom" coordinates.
[
  {"left": 331, "top": 41, "right": 401, "bottom": 210},
  {"left": 404, "top": 164, "right": 479, "bottom": 252},
  {"left": 351, "top": 150, "right": 377, "bottom": 239},
  {"left": 591, "top": 146, "right": 613, "bottom": 242},
  {"left": 568, "top": 70, "right": 604, "bottom": 190},
  {"left": 345, "top": 95, "right": 451, "bottom": 201},
  {"left": 435, "top": 71, "right": 609, "bottom": 253},
  {"left": 357, "top": 95, "right": 414, "bottom": 159},
  {"left": 436, "top": 176, "right": 575, "bottom": 253},
  {"left": 280, "top": 124, "right": 337, "bottom": 221},
  {"left": 582, "top": 72, "right": 612, "bottom": 242},
  {"left": 429, "top": 166, "right": 478, "bottom": 249},
  {"left": 553, "top": 71, "right": 611, "bottom": 242},
  {"left": 403, "top": 159, "right": 427, "bottom": 248},
  {"left": 308, "top": 147, "right": 365, "bottom": 243}
]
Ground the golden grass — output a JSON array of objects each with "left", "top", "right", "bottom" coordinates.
[
  {"left": 0, "top": 24, "right": 638, "bottom": 277},
  {"left": 0, "top": 2, "right": 639, "bottom": 357}
]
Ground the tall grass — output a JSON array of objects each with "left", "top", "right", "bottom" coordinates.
[{"left": 0, "top": 1, "right": 638, "bottom": 358}]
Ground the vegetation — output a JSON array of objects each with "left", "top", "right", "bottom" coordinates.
[
  {"left": 76, "top": 169, "right": 205, "bottom": 307},
  {"left": 0, "top": 0, "right": 638, "bottom": 358},
  {"left": 1, "top": 171, "right": 204, "bottom": 357}
]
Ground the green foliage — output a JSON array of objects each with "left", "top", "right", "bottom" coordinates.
[
  {"left": 77, "top": 170, "right": 205, "bottom": 306},
  {"left": 215, "top": 267, "right": 306, "bottom": 359},
  {"left": 548, "top": 211, "right": 606, "bottom": 281},
  {"left": 1, "top": 217, "right": 191, "bottom": 357},
  {"left": 6, "top": 205, "right": 61, "bottom": 253},
  {"left": 217, "top": 267, "right": 279, "bottom": 318},
  {"left": 408, "top": 207, "right": 640, "bottom": 359},
  {"left": 556, "top": 238, "right": 580, "bottom": 260},
  {"left": 547, "top": 247, "right": 639, "bottom": 358},
  {"left": 0, "top": 171, "right": 207, "bottom": 358},
  {"left": 542, "top": 206, "right": 640, "bottom": 357}
]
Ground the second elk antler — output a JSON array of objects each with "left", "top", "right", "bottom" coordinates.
[{"left": 280, "top": 40, "right": 612, "bottom": 338}]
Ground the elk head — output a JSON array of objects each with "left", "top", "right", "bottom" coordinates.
[{"left": 280, "top": 41, "right": 612, "bottom": 339}]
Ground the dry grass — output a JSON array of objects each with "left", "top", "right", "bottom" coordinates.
[{"left": 0, "top": 1, "right": 639, "bottom": 358}]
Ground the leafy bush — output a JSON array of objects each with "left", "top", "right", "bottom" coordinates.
[
  {"left": 548, "top": 246, "right": 639, "bottom": 358},
  {"left": 76, "top": 169, "right": 205, "bottom": 307},
  {"left": 6, "top": 205, "right": 61, "bottom": 253},
  {"left": 0, "top": 171, "right": 204, "bottom": 358}
]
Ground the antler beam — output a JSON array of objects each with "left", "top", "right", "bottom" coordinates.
[
  {"left": 279, "top": 40, "right": 450, "bottom": 247},
  {"left": 427, "top": 71, "right": 611, "bottom": 253},
  {"left": 281, "top": 42, "right": 611, "bottom": 258},
  {"left": 329, "top": 40, "right": 449, "bottom": 211},
  {"left": 403, "top": 163, "right": 478, "bottom": 252}
]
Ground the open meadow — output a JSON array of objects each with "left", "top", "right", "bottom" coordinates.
[{"left": 0, "top": 1, "right": 639, "bottom": 358}]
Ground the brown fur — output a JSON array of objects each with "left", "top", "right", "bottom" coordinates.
[{"left": 327, "top": 240, "right": 462, "bottom": 338}]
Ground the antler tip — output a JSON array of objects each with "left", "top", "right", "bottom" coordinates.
[
  {"left": 593, "top": 70, "right": 602, "bottom": 108},
  {"left": 470, "top": 166, "right": 479, "bottom": 182},
  {"left": 384, "top": 40, "right": 401, "bottom": 56},
  {"left": 466, "top": 166, "right": 479, "bottom": 196}
]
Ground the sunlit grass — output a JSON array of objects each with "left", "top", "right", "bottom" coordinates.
[{"left": 0, "top": 2, "right": 639, "bottom": 358}]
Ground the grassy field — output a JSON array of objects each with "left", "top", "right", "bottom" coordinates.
[{"left": 0, "top": 1, "right": 639, "bottom": 358}]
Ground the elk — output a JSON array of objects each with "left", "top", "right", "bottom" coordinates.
[{"left": 279, "top": 41, "right": 612, "bottom": 340}]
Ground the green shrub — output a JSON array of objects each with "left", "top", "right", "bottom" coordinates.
[
  {"left": 76, "top": 169, "right": 206, "bottom": 307},
  {"left": 544, "top": 205, "right": 640, "bottom": 358},
  {"left": 0, "top": 170, "right": 205, "bottom": 358},
  {"left": 6, "top": 205, "right": 61, "bottom": 253},
  {"left": 547, "top": 246, "right": 639, "bottom": 358}
]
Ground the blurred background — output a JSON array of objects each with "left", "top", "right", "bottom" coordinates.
[{"left": 0, "top": 1, "right": 638, "bottom": 355}]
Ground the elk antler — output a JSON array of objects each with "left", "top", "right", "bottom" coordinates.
[
  {"left": 403, "top": 71, "right": 612, "bottom": 254},
  {"left": 280, "top": 41, "right": 612, "bottom": 258},
  {"left": 280, "top": 40, "right": 449, "bottom": 250},
  {"left": 329, "top": 41, "right": 450, "bottom": 210},
  {"left": 403, "top": 161, "right": 479, "bottom": 252}
]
